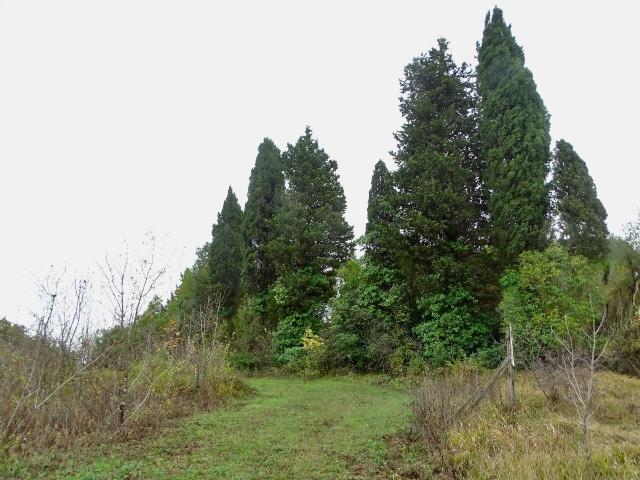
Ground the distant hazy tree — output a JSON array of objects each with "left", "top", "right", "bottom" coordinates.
[
  {"left": 625, "top": 211, "right": 640, "bottom": 251},
  {"left": 477, "top": 7, "right": 551, "bottom": 266},
  {"left": 550, "top": 140, "right": 608, "bottom": 259},
  {"left": 242, "top": 138, "right": 285, "bottom": 294},
  {"left": 209, "top": 187, "right": 244, "bottom": 313}
]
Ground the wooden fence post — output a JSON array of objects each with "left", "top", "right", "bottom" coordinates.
[
  {"left": 507, "top": 324, "right": 516, "bottom": 407},
  {"left": 457, "top": 324, "right": 517, "bottom": 416}
]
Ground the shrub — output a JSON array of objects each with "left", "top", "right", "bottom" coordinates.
[
  {"left": 280, "top": 328, "right": 328, "bottom": 377},
  {"left": 0, "top": 317, "right": 244, "bottom": 452},
  {"left": 606, "top": 236, "right": 640, "bottom": 374},
  {"left": 327, "top": 260, "right": 411, "bottom": 372},
  {"left": 414, "top": 286, "right": 494, "bottom": 367},
  {"left": 273, "top": 313, "right": 320, "bottom": 364},
  {"left": 499, "top": 244, "right": 606, "bottom": 364},
  {"left": 270, "top": 268, "right": 330, "bottom": 362},
  {"left": 411, "top": 366, "right": 483, "bottom": 471},
  {"left": 300, "top": 328, "right": 327, "bottom": 376}
]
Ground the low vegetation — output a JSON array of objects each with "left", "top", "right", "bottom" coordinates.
[
  {"left": 1, "top": 376, "right": 411, "bottom": 479},
  {"left": 2, "top": 372, "right": 638, "bottom": 479},
  {"left": 0, "top": 316, "right": 244, "bottom": 454},
  {"left": 447, "top": 372, "right": 640, "bottom": 479}
]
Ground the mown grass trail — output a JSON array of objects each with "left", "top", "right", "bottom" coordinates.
[{"left": 21, "top": 376, "right": 412, "bottom": 479}]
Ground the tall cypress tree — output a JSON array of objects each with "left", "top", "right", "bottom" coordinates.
[
  {"left": 270, "top": 128, "right": 354, "bottom": 357},
  {"left": 393, "top": 38, "right": 491, "bottom": 365},
  {"left": 242, "top": 138, "right": 285, "bottom": 294},
  {"left": 364, "top": 160, "right": 396, "bottom": 267},
  {"left": 394, "top": 39, "right": 485, "bottom": 306},
  {"left": 272, "top": 127, "right": 354, "bottom": 277},
  {"left": 209, "top": 186, "right": 244, "bottom": 312},
  {"left": 477, "top": 7, "right": 551, "bottom": 266},
  {"left": 550, "top": 140, "right": 608, "bottom": 259}
]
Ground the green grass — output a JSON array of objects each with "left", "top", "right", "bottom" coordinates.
[{"left": 4, "top": 376, "right": 414, "bottom": 479}]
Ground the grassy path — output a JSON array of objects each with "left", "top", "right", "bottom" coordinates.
[{"left": 24, "top": 376, "right": 412, "bottom": 479}]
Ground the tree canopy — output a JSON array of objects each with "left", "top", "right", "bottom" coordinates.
[
  {"left": 477, "top": 7, "right": 551, "bottom": 267},
  {"left": 550, "top": 139, "right": 608, "bottom": 259}
]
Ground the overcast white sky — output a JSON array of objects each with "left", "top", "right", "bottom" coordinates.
[{"left": 1, "top": 1, "right": 638, "bottom": 327}]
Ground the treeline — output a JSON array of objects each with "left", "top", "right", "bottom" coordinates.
[{"left": 141, "top": 7, "right": 637, "bottom": 374}]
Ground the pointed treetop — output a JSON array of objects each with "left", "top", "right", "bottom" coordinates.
[
  {"left": 477, "top": 6, "right": 550, "bottom": 265},
  {"left": 242, "top": 137, "right": 285, "bottom": 293},
  {"left": 551, "top": 139, "right": 608, "bottom": 259},
  {"left": 210, "top": 184, "right": 244, "bottom": 312},
  {"left": 216, "top": 186, "right": 242, "bottom": 229},
  {"left": 366, "top": 160, "right": 392, "bottom": 235}
]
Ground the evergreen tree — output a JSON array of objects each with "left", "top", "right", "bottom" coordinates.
[
  {"left": 393, "top": 39, "right": 486, "bottom": 309},
  {"left": 392, "top": 38, "right": 492, "bottom": 365},
  {"left": 209, "top": 186, "right": 244, "bottom": 312},
  {"left": 364, "top": 160, "right": 396, "bottom": 267},
  {"left": 477, "top": 7, "right": 551, "bottom": 266},
  {"left": 242, "top": 138, "right": 285, "bottom": 294},
  {"left": 550, "top": 140, "right": 608, "bottom": 259},
  {"left": 270, "top": 127, "right": 354, "bottom": 359},
  {"left": 272, "top": 127, "right": 354, "bottom": 276}
]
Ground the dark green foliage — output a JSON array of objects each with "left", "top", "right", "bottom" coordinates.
[
  {"left": 116, "top": 8, "right": 615, "bottom": 375},
  {"left": 393, "top": 38, "right": 486, "bottom": 305},
  {"left": 477, "top": 7, "right": 551, "bottom": 266},
  {"left": 327, "top": 260, "right": 411, "bottom": 372},
  {"left": 209, "top": 187, "right": 244, "bottom": 313},
  {"left": 414, "top": 287, "right": 494, "bottom": 367},
  {"left": 271, "top": 268, "right": 331, "bottom": 361},
  {"left": 364, "top": 160, "right": 396, "bottom": 267},
  {"left": 271, "top": 127, "right": 354, "bottom": 275},
  {"left": 268, "top": 128, "right": 354, "bottom": 360},
  {"left": 226, "top": 297, "right": 273, "bottom": 371},
  {"left": 499, "top": 244, "right": 606, "bottom": 362},
  {"left": 390, "top": 38, "right": 492, "bottom": 361},
  {"left": 550, "top": 140, "right": 609, "bottom": 260},
  {"left": 242, "top": 139, "right": 285, "bottom": 294}
]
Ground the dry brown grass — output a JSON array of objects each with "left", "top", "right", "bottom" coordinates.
[{"left": 444, "top": 371, "right": 640, "bottom": 479}]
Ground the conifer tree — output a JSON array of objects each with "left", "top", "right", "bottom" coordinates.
[
  {"left": 242, "top": 138, "right": 285, "bottom": 294},
  {"left": 477, "top": 7, "right": 551, "bottom": 266},
  {"left": 209, "top": 186, "right": 244, "bottom": 312},
  {"left": 392, "top": 38, "right": 491, "bottom": 364},
  {"left": 394, "top": 39, "right": 485, "bottom": 306},
  {"left": 550, "top": 140, "right": 608, "bottom": 259},
  {"left": 272, "top": 127, "right": 354, "bottom": 276},
  {"left": 364, "top": 160, "right": 396, "bottom": 267},
  {"left": 270, "top": 127, "right": 354, "bottom": 358}
]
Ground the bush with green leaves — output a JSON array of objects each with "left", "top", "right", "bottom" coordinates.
[
  {"left": 414, "top": 286, "right": 494, "bottom": 367},
  {"left": 499, "top": 244, "right": 606, "bottom": 363},
  {"left": 270, "top": 268, "right": 331, "bottom": 362},
  {"left": 226, "top": 296, "right": 273, "bottom": 371},
  {"left": 606, "top": 218, "right": 640, "bottom": 374},
  {"left": 326, "top": 260, "right": 411, "bottom": 372}
]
